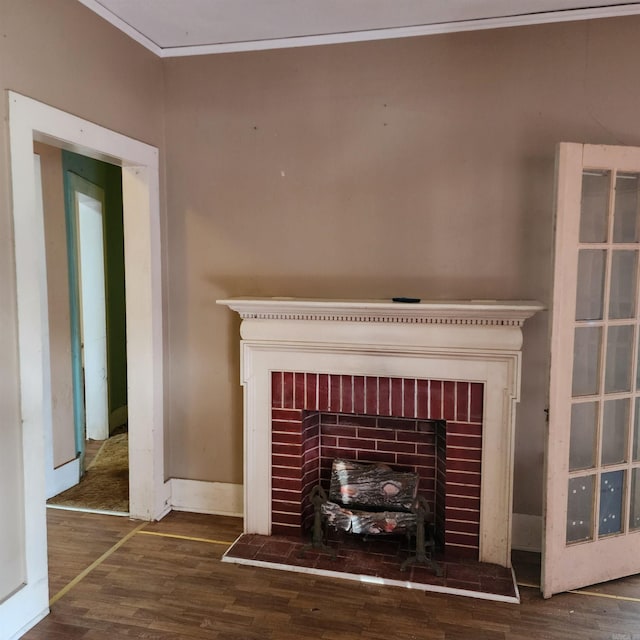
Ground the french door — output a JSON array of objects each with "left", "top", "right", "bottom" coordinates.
[{"left": 544, "top": 143, "right": 640, "bottom": 597}]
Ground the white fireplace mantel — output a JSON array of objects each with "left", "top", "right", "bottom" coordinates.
[{"left": 218, "top": 297, "right": 544, "bottom": 567}]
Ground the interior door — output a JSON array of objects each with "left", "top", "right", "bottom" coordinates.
[
  {"left": 73, "top": 175, "right": 110, "bottom": 443},
  {"left": 65, "top": 172, "right": 109, "bottom": 464},
  {"left": 543, "top": 143, "right": 640, "bottom": 597}
]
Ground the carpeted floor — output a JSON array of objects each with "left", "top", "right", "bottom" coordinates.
[{"left": 47, "top": 433, "right": 129, "bottom": 513}]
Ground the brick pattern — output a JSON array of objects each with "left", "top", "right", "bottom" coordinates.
[
  {"left": 271, "top": 408, "right": 306, "bottom": 530},
  {"left": 435, "top": 426, "right": 447, "bottom": 550},
  {"left": 272, "top": 372, "right": 483, "bottom": 422},
  {"left": 271, "top": 372, "right": 484, "bottom": 559},
  {"left": 444, "top": 421, "right": 482, "bottom": 558}
]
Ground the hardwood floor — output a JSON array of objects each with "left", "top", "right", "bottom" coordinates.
[{"left": 22, "top": 509, "right": 640, "bottom": 639}]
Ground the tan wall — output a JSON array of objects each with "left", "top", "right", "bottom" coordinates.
[
  {"left": 0, "top": 0, "right": 164, "bottom": 602},
  {"left": 34, "top": 142, "right": 76, "bottom": 469},
  {"left": 163, "top": 16, "right": 640, "bottom": 513}
]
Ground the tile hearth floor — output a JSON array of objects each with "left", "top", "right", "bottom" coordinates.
[{"left": 223, "top": 532, "right": 518, "bottom": 603}]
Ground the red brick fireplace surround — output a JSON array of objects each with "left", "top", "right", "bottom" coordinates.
[{"left": 271, "top": 372, "right": 484, "bottom": 558}]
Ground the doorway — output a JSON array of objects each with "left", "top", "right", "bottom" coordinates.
[
  {"left": 1, "top": 92, "right": 166, "bottom": 639},
  {"left": 64, "top": 152, "right": 128, "bottom": 470},
  {"left": 43, "top": 150, "right": 130, "bottom": 514}
]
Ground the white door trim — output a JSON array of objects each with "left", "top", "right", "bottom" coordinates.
[{"left": 2, "top": 91, "right": 165, "bottom": 638}]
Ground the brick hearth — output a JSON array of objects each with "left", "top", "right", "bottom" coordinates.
[{"left": 271, "top": 372, "right": 484, "bottom": 559}]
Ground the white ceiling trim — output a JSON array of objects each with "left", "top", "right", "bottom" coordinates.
[
  {"left": 77, "top": 0, "right": 163, "bottom": 56},
  {"left": 78, "top": 1, "right": 640, "bottom": 58}
]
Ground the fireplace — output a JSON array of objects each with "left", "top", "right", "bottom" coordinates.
[
  {"left": 271, "top": 372, "right": 483, "bottom": 559},
  {"left": 217, "top": 297, "right": 542, "bottom": 569}
]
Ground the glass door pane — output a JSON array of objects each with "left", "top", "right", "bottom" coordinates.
[
  {"left": 570, "top": 402, "right": 598, "bottom": 471},
  {"left": 601, "top": 399, "right": 629, "bottom": 466},
  {"left": 567, "top": 475, "right": 595, "bottom": 543},
  {"left": 576, "top": 250, "right": 606, "bottom": 320},
  {"left": 604, "top": 325, "right": 634, "bottom": 393},
  {"left": 613, "top": 173, "right": 640, "bottom": 243},
  {"left": 634, "top": 398, "right": 640, "bottom": 462},
  {"left": 609, "top": 251, "right": 637, "bottom": 319},
  {"left": 580, "top": 170, "right": 610, "bottom": 243},
  {"left": 572, "top": 327, "right": 602, "bottom": 396},
  {"left": 599, "top": 470, "right": 624, "bottom": 536},
  {"left": 630, "top": 468, "right": 640, "bottom": 531}
]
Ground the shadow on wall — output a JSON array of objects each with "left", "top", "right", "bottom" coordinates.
[{"left": 206, "top": 274, "right": 521, "bottom": 303}]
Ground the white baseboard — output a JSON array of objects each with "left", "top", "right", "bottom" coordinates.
[
  {"left": 6, "top": 606, "right": 49, "bottom": 640},
  {"left": 45, "top": 457, "right": 80, "bottom": 500},
  {"left": 512, "top": 513, "right": 542, "bottom": 552},
  {"left": 169, "top": 479, "right": 243, "bottom": 518}
]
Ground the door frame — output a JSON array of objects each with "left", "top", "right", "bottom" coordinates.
[{"left": 3, "top": 91, "right": 167, "bottom": 638}]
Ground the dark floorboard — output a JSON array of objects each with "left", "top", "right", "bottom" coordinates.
[{"left": 21, "top": 509, "right": 640, "bottom": 639}]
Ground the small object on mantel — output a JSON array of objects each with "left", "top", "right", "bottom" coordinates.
[{"left": 392, "top": 297, "right": 421, "bottom": 303}]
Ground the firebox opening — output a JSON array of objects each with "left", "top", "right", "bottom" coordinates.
[{"left": 311, "top": 413, "right": 445, "bottom": 547}]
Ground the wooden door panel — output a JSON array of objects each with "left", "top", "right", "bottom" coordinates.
[{"left": 544, "top": 142, "right": 640, "bottom": 597}]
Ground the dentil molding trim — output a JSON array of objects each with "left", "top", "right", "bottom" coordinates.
[{"left": 217, "top": 297, "right": 544, "bottom": 327}]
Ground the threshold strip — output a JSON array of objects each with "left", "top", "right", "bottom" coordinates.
[
  {"left": 518, "top": 581, "right": 640, "bottom": 604},
  {"left": 46, "top": 504, "right": 130, "bottom": 517},
  {"left": 516, "top": 581, "right": 540, "bottom": 589},
  {"left": 137, "top": 530, "right": 234, "bottom": 546},
  {"left": 568, "top": 589, "right": 640, "bottom": 603},
  {"left": 49, "top": 522, "right": 147, "bottom": 606}
]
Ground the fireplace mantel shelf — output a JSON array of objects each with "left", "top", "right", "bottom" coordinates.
[{"left": 217, "top": 297, "right": 544, "bottom": 327}]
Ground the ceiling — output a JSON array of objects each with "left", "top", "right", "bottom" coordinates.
[{"left": 78, "top": 0, "right": 640, "bottom": 57}]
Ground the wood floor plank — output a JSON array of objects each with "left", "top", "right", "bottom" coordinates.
[
  {"left": 44, "top": 508, "right": 143, "bottom": 597},
  {"left": 143, "top": 510, "right": 242, "bottom": 543},
  {"left": 21, "top": 510, "right": 640, "bottom": 640}
]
